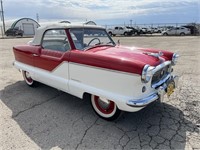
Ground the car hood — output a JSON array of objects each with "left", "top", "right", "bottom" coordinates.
[
  {"left": 86, "top": 45, "right": 172, "bottom": 66},
  {"left": 70, "top": 45, "right": 173, "bottom": 75}
]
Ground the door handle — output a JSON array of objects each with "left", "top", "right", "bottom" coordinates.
[{"left": 32, "top": 54, "right": 39, "bottom": 57}]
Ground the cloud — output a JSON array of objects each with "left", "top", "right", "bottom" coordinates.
[{"left": 3, "top": 0, "right": 199, "bottom": 23}]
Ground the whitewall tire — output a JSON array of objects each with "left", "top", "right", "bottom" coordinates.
[
  {"left": 91, "top": 95, "right": 121, "bottom": 121},
  {"left": 22, "top": 70, "right": 37, "bottom": 87}
]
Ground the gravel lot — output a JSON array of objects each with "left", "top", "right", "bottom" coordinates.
[{"left": 0, "top": 36, "right": 200, "bottom": 150}]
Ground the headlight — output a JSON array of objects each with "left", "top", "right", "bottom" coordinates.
[
  {"left": 141, "top": 65, "right": 155, "bottom": 83},
  {"left": 172, "top": 53, "right": 179, "bottom": 65}
]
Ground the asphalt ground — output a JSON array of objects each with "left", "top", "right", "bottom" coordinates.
[{"left": 0, "top": 36, "right": 200, "bottom": 150}]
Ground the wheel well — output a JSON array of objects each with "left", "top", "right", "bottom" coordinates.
[{"left": 83, "top": 92, "right": 91, "bottom": 101}]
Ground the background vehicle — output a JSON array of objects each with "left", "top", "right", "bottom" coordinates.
[
  {"left": 107, "top": 26, "right": 132, "bottom": 36},
  {"left": 150, "top": 27, "right": 162, "bottom": 33},
  {"left": 139, "top": 27, "right": 152, "bottom": 34},
  {"left": 125, "top": 26, "right": 140, "bottom": 35},
  {"left": 5, "top": 28, "right": 24, "bottom": 37},
  {"left": 182, "top": 25, "right": 199, "bottom": 35},
  {"left": 162, "top": 27, "right": 191, "bottom": 36}
]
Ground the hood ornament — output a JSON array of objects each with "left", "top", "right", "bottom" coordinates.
[
  {"left": 143, "top": 51, "right": 163, "bottom": 58},
  {"left": 143, "top": 51, "right": 164, "bottom": 63}
]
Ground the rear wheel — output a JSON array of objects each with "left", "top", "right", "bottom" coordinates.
[
  {"left": 91, "top": 95, "right": 121, "bottom": 121},
  {"left": 22, "top": 70, "right": 37, "bottom": 87},
  {"left": 180, "top": 32, "right": 185, "bottom": 36},
  {"left": 108, "top": 32, "right": 112, "bottom": 36}
]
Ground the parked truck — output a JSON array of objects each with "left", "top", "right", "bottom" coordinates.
[{"left": 107, "top": 26, "right": 132, "bottom": 36}]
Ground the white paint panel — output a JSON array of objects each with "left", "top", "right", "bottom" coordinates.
[
  {"left": 14, "top": 61, "right": 69, "bottom": 92},
  {"left": 69, "top": 63, "right": 154, "bottom": 98},
  {"left": 14, "top": 61, "right": 156, "bottom": 112},
  {"left": 68, "top": 63, "right": 156, "bottom": 111}
]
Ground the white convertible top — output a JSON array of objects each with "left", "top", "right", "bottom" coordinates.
[{"left": 30, "top": 23, "right": 105, "bottom": 45}]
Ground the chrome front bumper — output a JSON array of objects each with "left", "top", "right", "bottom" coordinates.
[{"left": 126, "top": 75, "right": 178, "bottom": 107}]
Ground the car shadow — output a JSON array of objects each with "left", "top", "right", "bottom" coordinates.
[{"left": 1, "top": 81, "right": 199, "bottom": 149}]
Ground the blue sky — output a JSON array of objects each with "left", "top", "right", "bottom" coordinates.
[{"left": 2, "top": 0, "right": 200, "bottom": 25}]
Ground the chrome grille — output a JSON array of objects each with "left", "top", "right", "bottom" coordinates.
[{"left": 151, "top": 65, "right": 169, "bottom": 85}]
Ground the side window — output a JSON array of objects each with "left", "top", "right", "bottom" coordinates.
[{"left": 42, "top": 29, "right": 70, "bottom": 52}]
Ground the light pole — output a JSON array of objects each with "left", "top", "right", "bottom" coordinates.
[
  {"left": 0, "top": 0, "right": 6, "bottom": 35},
  {"left": 130, "top": 19, "right": 132, "bottom": 27}
]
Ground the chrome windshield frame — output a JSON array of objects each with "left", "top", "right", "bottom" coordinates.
[{"left": 69, "top": 28, "right": 116, "bottom": 50}]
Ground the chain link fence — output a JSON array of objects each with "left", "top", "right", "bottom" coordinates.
[{"left": 1, "top": 23, "right": 200, "bottom": 38}]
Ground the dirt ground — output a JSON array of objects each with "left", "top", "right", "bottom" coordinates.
[{"left": 0, "top": 36, "right": 200, "bottom": 150}]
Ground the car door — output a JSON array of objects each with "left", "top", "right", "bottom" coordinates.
[
  {"left": 119, "top": 27, "right": 124, "bottom": 35},
  {"left": 175, "top": 27, "right": 180, "bottom": 35},
  {"left": 33, "top": 29, "right": 71, "bottom": 92},
  {"left": 168, "top": 28, "right": 176, "bottom": 35},
  {"left": 113, "top": 27, "right": 118, "bottom": 35}
]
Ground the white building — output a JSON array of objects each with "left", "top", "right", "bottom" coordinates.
[{"left": 0, "top": 18, "right": 40, "bottom": 36}]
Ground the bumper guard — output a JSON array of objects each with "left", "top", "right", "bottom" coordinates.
[{"left": 126, "top": 75, "right": 179, "bottom": 107}]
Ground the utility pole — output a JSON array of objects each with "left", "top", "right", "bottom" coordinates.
[
  {"left": 36, "top": 13, "right": 39, "bottom": 23},
  {"left": 0, "top": 0, "right": 5, "bottom": 35}
]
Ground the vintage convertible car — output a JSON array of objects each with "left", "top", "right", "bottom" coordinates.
[{"left": 13, "top": 23, "right": 179, "bottom": 120}]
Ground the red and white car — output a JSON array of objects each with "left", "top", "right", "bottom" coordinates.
[{"left": 13, "top": 23, "right": 179, "bottom": 120}]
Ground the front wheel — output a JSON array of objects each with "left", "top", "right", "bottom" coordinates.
[
  {"left": 22, "top": 70, "right": 37, "bottom": 87},
  {"left": 163, "top": 32, "right": 168, "bottom": 36},
  {"left": 124, "top": 32, "right": 128, "bottom": 36},
  {"left": 91, "top": 95, "right": 121, "bottom": 121}
]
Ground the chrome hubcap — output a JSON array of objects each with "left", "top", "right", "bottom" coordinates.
[
  {"left": 25, "top": 72, "right": 31, "bottom": 79},
  {"left": 98, "top": 98, "right": 111, "bottom": 109}
]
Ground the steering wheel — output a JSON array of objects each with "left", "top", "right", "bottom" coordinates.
[{"left": 88, "top": 38, "right": 101, "bottom": 46}]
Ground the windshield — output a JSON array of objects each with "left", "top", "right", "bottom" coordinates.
[{"left": 69, "top": 28, "right": 115, "bottom": 50}]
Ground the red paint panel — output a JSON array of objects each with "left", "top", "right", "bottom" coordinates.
[
  {"left": 13, "top": 45, "right": 41, "bottom": 66},
  {"left": 34, "top": 49, "right": 69, "bottom": 71},
  {"left": 69, "top": 50, "right": 145, "bottom": 75},
  {"left": 69, "top": 46, "right": 173, "bottom": 75},
  {"left": 13, "top": 45, "right": 70, "bottom": 71},
  {"left": 13, "top": 44, "right": 174, "bottom": 75}
]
